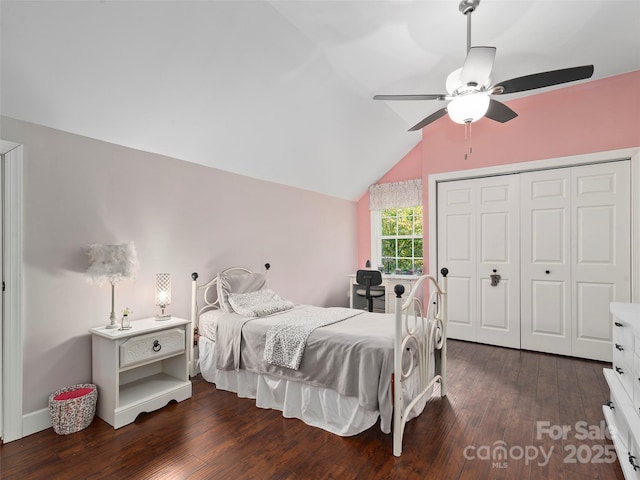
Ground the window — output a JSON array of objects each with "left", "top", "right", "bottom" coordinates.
[
  {"left": 368, "top": 179, "right": 423, "bottom": 275},
  {"left": 373, "top": 206, "right": 423, "bottom": 274}
]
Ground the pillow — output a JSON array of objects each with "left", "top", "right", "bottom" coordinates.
[
  {"left": 217, "top": 272, "right": 267, "bottom": 312},
  {"left": 228, "top": 289, "right": 294, "bottom": 317}
]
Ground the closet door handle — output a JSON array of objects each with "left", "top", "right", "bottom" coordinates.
[
  {"left": 615, "top": 366, "right": 624, "bottom": 375},
  {"left": 615, "top": 344, "right": 624, "bottom": 351},
  {"left": 615, "top": 322, "right": 623, "bottom": 327}
]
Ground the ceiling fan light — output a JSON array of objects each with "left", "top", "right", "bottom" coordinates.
[{"left": 447, "top": 93, "right": 490, "bottom": 124}]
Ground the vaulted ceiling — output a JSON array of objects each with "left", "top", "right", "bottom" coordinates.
[{"left": 2, "top": 1, "right": 639, "bottom": 200}]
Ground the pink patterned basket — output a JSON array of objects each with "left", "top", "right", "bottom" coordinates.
[{"left": 48, "top": 383, "right": 97, "bottom": 435}]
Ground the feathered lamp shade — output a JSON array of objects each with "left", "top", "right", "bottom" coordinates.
[{"left": 86, "top": 242, "right": 140, "bottom": 328}]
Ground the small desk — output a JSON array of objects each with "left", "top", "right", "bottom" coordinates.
[{"left": 348, "top": 274, "right": 421, "bottom": 314}]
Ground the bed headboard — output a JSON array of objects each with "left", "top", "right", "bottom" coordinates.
[{"left": 188, "top": 263, "right": 270, "bottom": 376}]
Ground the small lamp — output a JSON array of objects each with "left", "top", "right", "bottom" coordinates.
[
  {"left": 86, "top": 242, "right": 140, "bottom": 329},
  {"left": 155, "top": 273, "right": 172, "bottom": 320}
]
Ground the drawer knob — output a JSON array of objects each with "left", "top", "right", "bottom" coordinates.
[
  {"left": 629, "top": 454, "right": 639, "bottom": 471},
  {"left": 615, "top": 366, "right": 624, "bottom": 375},
  {"left": 153, "top": 340, "right": 162, "bottom": 352},
  {"left": 615, "top": 344, "right": 624, "bottom": 351},
  {"left": 614, "top": 322, "right": 623, "bottom": 327},
  {"left": 607, "top": 400, "right": 615, "bottom": 410}
]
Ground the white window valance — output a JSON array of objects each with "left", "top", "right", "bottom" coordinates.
[{"left": 369, "top": 179, "right": 422, "bottom": 210}]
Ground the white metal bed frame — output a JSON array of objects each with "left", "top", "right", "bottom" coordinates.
[{"left": 189, "top": 264, "right": 448, "bottom": 457}]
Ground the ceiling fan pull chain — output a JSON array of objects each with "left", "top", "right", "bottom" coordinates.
[{"left": 464, "top": 122, "right": 472, "bottom": 160}]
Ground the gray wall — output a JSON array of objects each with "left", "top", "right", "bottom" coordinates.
[{"left": 1, "top": 116, "right": 357, "bottom": 414}]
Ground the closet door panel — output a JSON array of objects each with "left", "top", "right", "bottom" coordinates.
[
  {"left": 437, "top": 180, "right": 477, "bottom": 341},
  {"left": 475, "top": 176, "right": 520, "bottom": 348},
  {"left": 480, "top": 278, "right": 511, "bottom": 329},
  {"left": 571, "top": 162, "right": 630, "bottom": 361},
  {"left": 576, "top": 282, "right": 614, "bottom": 340},
  {"left": 521, "top": 169, "right": 572, "bottom": 355},
  {"left": 448, "top": 277, "right": 473, "bottom": 330},
  {"left": 531, "top": 280, "right": 566, "bottom": 335}
]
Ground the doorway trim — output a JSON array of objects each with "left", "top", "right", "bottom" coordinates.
[
  {"left": 428, "top": 147, "right": 640, "bottom": 303},
  {"left": 1, "top": 140, "right": 23, "bottom": 443}
]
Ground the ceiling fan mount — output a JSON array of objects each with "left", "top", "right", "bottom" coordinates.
[
  {"left": 459, "top": 0, "right": 480, "bottom": 15},
  {"left": 374, "top": 0, "right": 594, "bottom": 131}
]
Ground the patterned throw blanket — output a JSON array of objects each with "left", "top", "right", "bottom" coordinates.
[{"left": 263, "top": 306, "right": 362, "bottom": 370}]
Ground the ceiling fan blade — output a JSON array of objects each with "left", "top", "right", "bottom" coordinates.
[
  {"left": 374, "top": 94, "right": 446, "bottom": 101},
  {"left": 485, "top": 99, "right": 518, "bottom": 123},
  {"left": 460, "top": 46, "right": 496, "bottom": 86},
  {"left": 493, "top": 65, "right": 594, "bottom": 95},
  {"left": 408, "top": 108, "right": 448, "bottom": 131}
]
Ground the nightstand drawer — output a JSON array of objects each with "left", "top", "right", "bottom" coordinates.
[{"left": 120, "top": 328, "right": 185, "bottom": 368}]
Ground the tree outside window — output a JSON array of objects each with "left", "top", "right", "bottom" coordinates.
[{"left": 380, "top": 206, "right": 423, "bottom": 274}]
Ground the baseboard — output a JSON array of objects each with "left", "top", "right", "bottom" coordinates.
[{"left": 22, "top": 408, "right": 51, "bottom": 437}]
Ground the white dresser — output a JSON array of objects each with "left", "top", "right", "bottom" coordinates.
[
  {"left": 603, "top": 303, "right": 640, "bottom": 479},
  {"left": 89, "top": 317, "right": 192, "bottom": 428},
  {"left": 348, "top": 273, "right": 421, "bottom": 314}
]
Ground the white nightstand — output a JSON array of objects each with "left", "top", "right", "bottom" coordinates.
[{"left": 89, "top": 317, "right": 192, "bottom": 429}]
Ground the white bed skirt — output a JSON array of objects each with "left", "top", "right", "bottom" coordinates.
[{"left": 198, "top": 336, "right": 430, "bottom": 436}]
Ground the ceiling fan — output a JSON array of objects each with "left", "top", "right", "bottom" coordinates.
[{"left": 374, "top": 0, "right": 594, "bottom": 131}]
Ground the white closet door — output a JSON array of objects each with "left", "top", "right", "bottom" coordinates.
[
  {"left": 520, "top": 168, "right": 572, "bottom": 355},
  {"left": 437, "top": 179, "right": 477, "bottom": 342},
  {"left": 520, "top": 161, "right": 630, "bottom": 361},
  {"left": 571, "top": 161, "right": 630, "bottom": 361},
  {"left": 438, "top": 175, "right": 520, "bottom": 348},
  {"left": 476, "top": 176, "right": 520, "bottom": 348},
  {"left": 438, "top": 160, "right": 631, "bottom": 360}
]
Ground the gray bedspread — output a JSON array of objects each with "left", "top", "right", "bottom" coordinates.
[{"left": 214, "top": 305, "right": 408, "bottom": 433}]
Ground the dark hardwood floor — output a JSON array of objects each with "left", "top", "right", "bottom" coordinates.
[{"left": 1, "top": 340, "right": 624, "bottom": 479}]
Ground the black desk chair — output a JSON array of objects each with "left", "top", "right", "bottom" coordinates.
[{"left": 355, "top": 269, "right": 384, "bottom": 312}]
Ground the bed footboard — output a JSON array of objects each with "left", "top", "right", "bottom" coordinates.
[{"left": 393, "top": 267, "right": 448, "bottom": 457}]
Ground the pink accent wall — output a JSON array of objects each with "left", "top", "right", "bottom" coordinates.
[{"left": 358, "top": 70, "right": 640, "bottom": 271}]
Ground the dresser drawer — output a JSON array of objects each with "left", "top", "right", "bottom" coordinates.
[
  {"left": 613, "top": 319, "right": 634, "bottom": 356},
  {"left": 119, "top": 328, "right": 185, "bottom": 368},
  {"left": 626, "top": 436, "right": 640, "bottom": 480},
  {"left": 614, "top": 360, "right": 635, "bottom": 401},
  {"left": 613, "top": 321, "right": 635, "bottom": 398},
  {"left": 608, "top": 386, "right": 631, "bottom": 450}
]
